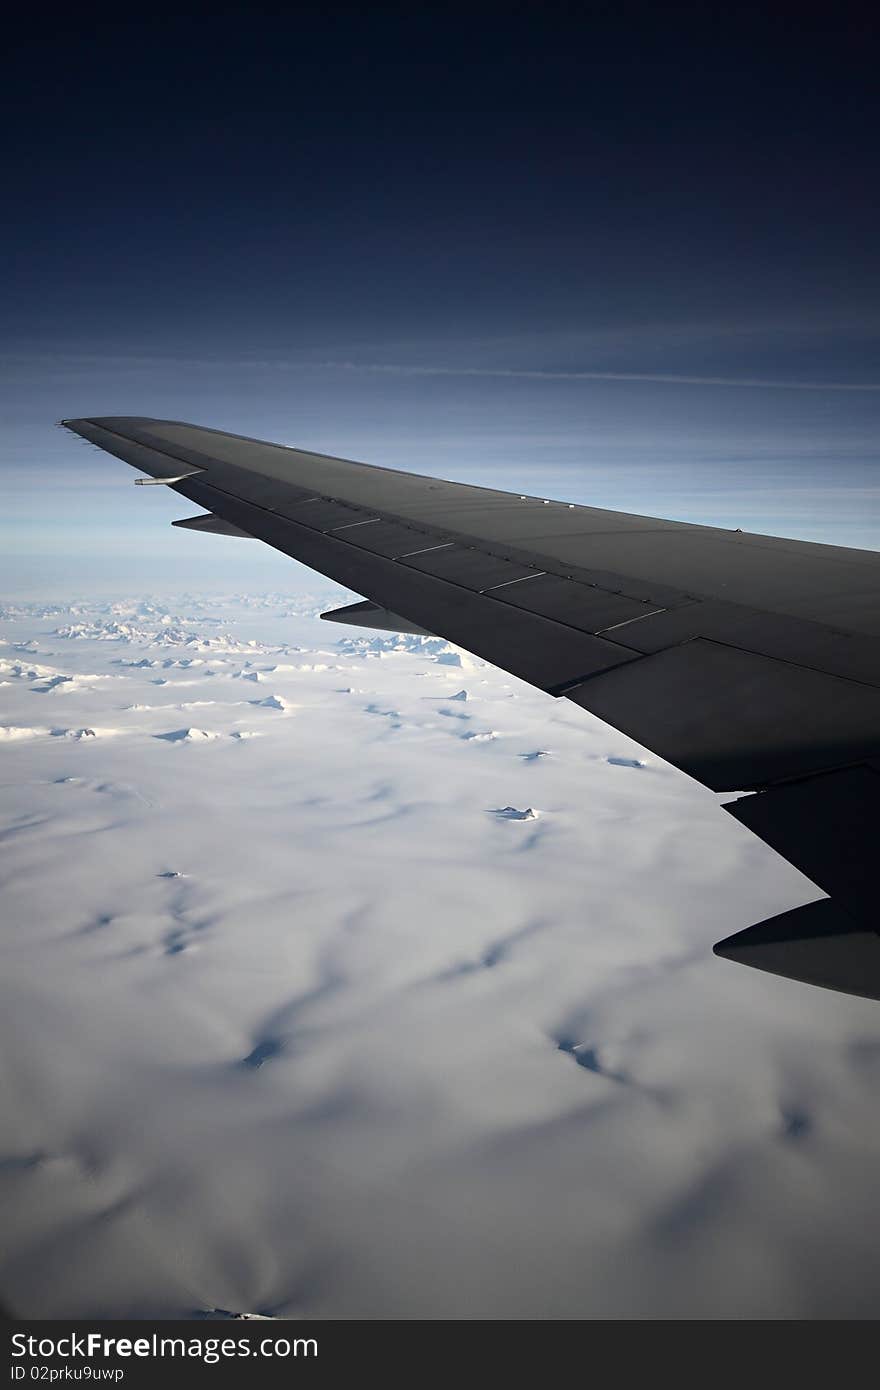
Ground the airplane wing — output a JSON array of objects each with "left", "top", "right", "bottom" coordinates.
[{"left": 61, "top": 416, "right": 880, "bottom": 1002}]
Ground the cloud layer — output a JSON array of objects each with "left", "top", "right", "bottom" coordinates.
[{"left": 1, "top": 593, "right": 879, "bottom": 1319}]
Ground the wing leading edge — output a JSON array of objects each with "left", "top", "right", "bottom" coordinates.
[{"left": 62, "top": 416, "right": 880, "bottom": 1001}]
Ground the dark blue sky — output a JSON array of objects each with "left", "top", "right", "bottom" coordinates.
[{"left": 4, "top": 6, "right": 879, "bottom": 593}]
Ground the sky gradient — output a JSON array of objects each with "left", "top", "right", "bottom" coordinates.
[{"left": 4, "top": 7, "right": 879, "bottom": 594}]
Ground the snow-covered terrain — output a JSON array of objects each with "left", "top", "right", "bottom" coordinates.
[{"left": 1, "top": 591, "right": 879, "bottom": 1319}]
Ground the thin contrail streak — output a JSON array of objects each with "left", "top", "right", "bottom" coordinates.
[
  {"left": 6, "top": 351, "right": 880, "bottom": 391},
  {"left": 316, "top": 361, "right": 880, "bottom": 391}
]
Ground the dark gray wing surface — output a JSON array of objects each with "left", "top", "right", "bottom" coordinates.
[{"left": 62, "top": 416, "right": 880, "bottom": 1001}]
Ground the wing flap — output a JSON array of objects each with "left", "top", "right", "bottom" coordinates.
[
  {"left": 565, "top": 638, "right": 880, "bottom": 791},
  {"left": 401, "top": 545, "right": 538, "bottom": 590},
  {"left": 604, "top": 598, "right": 880, "bottom": 687},
  {"left": 174, "top": 472, "right": 642, "bottom": 694},
  {"left": 322, "top": 518, "right": 450, "bottom": 559},
  {"left": 489, "top": 571, "right": 672, "bottom": 634}
]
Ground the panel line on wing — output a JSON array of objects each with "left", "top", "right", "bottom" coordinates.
[
  {"left": 397, "top": 542, "right": 456, "bottom": 558},
  {"left": 596, "top": 607, "right": 668, "bottom": 632},
  {"left": 483, "top": 572, "right": 547, "bottom": 591}
]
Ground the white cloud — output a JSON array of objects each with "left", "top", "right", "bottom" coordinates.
[{"left": 0, "top": 592, "right": 878, "bottom": 1319}]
